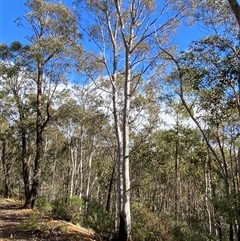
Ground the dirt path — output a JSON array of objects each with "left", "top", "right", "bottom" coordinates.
[{"left": 0, "top": 198, "right": 97, "bottom": 241}]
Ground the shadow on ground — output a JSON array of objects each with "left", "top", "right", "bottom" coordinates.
[{"left": 0, "top": 198, "right": 96, "bottom": 241}]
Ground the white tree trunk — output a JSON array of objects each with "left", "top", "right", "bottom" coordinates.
[
  {"left": 69, "top": 147, "right": 77, "bottom": 197},
  {"left": 111, "top": 72, "right": 124, "bottom": 213},
  {"left": 205, "top": 161, "right": 212, "bottom": 235},
  {"left": 78, "top": 137, "right": 83, "bottom": 199},
  {"left": 122, "top": 63, "right": 131, "bottom": 236},
  {"left": 86, "top": 147, "right": 94, "bottom": 200},
  {"left": 75, "top": 0, "right": 184, "bottom": 238}
]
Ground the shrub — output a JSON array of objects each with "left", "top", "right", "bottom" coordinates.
[
  {"left": 53, "top": 195, "right": 84, "bottom": 224},
  {"left": 131, "top": 202, "right": 172, "bottom": 241},
  {"left": 36, "top": 196, "right": 53, "bottom": 215},
  {"left": 83, "top": 200, "right": 114, "bottom": 238},
  {"left": 18, "top": 213, "right": 40, "bottom": 231},
  {"left": 170, "top": 216, "right": 217, "bottom": 241}
]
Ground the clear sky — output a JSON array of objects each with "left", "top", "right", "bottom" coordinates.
[
  {"left": 0, "top": 0, "right": 205, "bottom": 50},
  {"left": 0, "top": 0, "right": 73, "bottom": 44},
  {"left": 0, "top": 0, "right": 29, "bottom": 44}
]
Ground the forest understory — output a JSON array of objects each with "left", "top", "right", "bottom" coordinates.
[{"left": 0, "top": 198, "right": 96, "bottom": 241}]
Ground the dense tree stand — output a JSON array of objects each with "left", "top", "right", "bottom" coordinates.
[{"left": 2, "top": 0, "right": 240, "bottom": 240}]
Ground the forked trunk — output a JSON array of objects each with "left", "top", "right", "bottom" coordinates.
[
  {"left": 24, "top": 137, "right": 42, "bottom": 208},
  {"left": 24, "top": 63, "right": 43, "bottom": 209}
]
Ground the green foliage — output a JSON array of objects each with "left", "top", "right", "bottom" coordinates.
[
  {"left": 170, "top": 218, "right": 218, "bottom": 241},
  {"left": 1, "top": 0, "right": 240, "bottom": 239},
  {"left": 212, "top": 194, "right": 240, "bottom": 223},
  {"left": 0, "top": 186, "right": 5, "bottom": 197},
  {"left": 83, "top": 200, "right": 114, "bottom": 238},
  {"left": 11, "top": 186, "right": 25, "bottom": 200},
  {"left": 53, "top": 195, "right": 84, "bottom": 224},
  {"left": 36, "top": 196, "right": 53, "bottom": 215},
  {"left": 131, "top": 202, "right": 171, "bottom": 241},
  {"left": 18, "top": 213, "right": 40, "bottom": 231},
  {"left": 170, "top": 225, "right": 186, "bottom": 241}
]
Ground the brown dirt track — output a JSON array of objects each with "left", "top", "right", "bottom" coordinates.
[{"left": 0, "top": 198, "right": 97, "bottom": 241}]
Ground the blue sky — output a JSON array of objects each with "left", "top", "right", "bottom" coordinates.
[
  {"left": 0, "top": 0, "right": 73, "bottom": 44},
  {"left": 0, "top": 0, "right": 205, "bottom": 50},
  {"left": 0, "top": 0, "right": 28, "bottom": 44}
]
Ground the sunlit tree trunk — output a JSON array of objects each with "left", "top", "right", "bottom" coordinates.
[
  {"left": 75, "top": 0, "right": 183, "bottom": 239},
  {"left": 70, "top": 147, "right": 77, "bottom": 197},
  {"left": 86, "top": 147, "right": 95, "bottom": 201},
  {"left": 122, "top": 59, "right": 131, "bottom": 238},
  {"left": 78, "top": 135, "right": 83, "bottom": 199},
  {"left": 205, "top": 155, "right": 212, "bottom": 236}
]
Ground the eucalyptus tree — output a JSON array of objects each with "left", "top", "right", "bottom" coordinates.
[
  {"left": 152, "top": 1, "right": 240, "bottom": 238},
  {"left": 178, "top": 1, "right": 240, "bottom": 234},
  {"left": 75, "top": 0, "right": 185, "bottom": 239},
  {"left": 224, "top": 2, "right": 240, "bottom": 214},
  {"left": 51, "top": 83, "right": 115, "bottom": 207},
  {"left": 164, "top": 36, "right": 240, "bottom": 240},
  {"left": 15, "top": 0, "right": 81, "bottom": 208},
  {"left": 129, "top": 123, "right": 210, "bottom": 240},
  {"left": 71, "top": 85, "right": 114, "bottom": 203},
  {"left": 0, "top": 119, "right": 19, "bottom": 198},
  {"left": 0, "top": 41, "right": 36, "bottom": 200}
]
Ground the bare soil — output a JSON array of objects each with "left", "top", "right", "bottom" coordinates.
[{"left": 0, "top": 198, "right": 97, "bottom": 241}]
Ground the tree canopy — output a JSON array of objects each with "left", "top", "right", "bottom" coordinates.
[{"left": 1, "top": 0, "right": 240, "bottom": 240}]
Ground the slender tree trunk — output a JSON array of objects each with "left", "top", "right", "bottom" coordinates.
[
  {"left": 205, "top": 160, "right": 212, "bottom": 236},
  {"left": 208, "top": 151, "right": 222, "bottom": 241},
  {"left": 112, "top": 73, "right": 125, "bottom": 239},
  {"left": 237, "top": 224, "right": 240, "bottom": 241},
  {"left": 70, "top": 147, "right": 77, "bottom": 197},
  {"left": 230, "top": 222, "right": 234, "bottom": 241},
  {"left": 187, "top": 180, "right": 191, "bottom": 226},
  {"left": 223, "top": 4, "right": 240, "bottom": 238},
  {"left": 216, "top": 219, "right": 223, "bottom": 241},
  {"left": 21, "top": 128, "right": 30, "bottom": 200},
  {"left": 122, "top": 58, "right": 131, "bottom": 240},
  {"left": 2, "top": 140, "right": 10, "bottom": 198},
  {"left": 78, "top": 137, "right": 83, "bottom": 199},
  {"left": 118, "top": 144, "right": 124, "bottom": 211},
  {"left": 106, "top": 161, "right": 116, "bottom": 212},
  {"left": 174, "top": 118, "right": 180, "bottom": 221},
  {"left": 73, "top": 130, "right": 84, "bottom": 199},
  {"left": 85, "top": 146, "right": 94, "bottom": 208},
  {"left": 24, "top": 63, "right": 44, "bottom": 209},
  {"left": 51, "top": 152, "right": 57, "bottom": 200}
]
